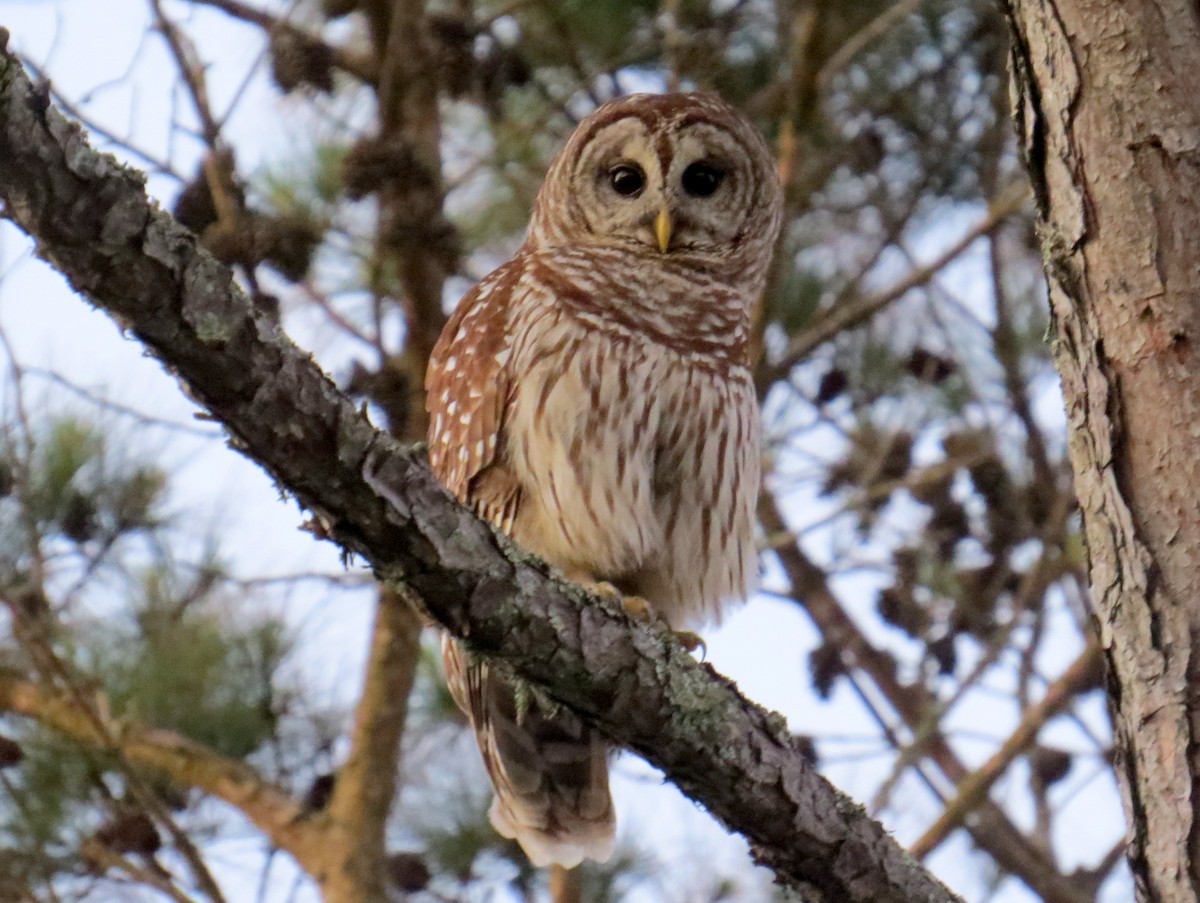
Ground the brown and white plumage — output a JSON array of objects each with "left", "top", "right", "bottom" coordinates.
[{"left": 426, "top": 92, "right": 783, "bottom": 868}]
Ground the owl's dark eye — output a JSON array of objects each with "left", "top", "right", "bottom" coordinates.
[
  {"left": 682, "top": 161, "right": 724, "bottom": 197},
  {"left": 608, "top": 163, "right": 645, "bottom": 197}
]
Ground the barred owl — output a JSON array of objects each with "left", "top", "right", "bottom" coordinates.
[{"left": 426, "top": 92, "right": 783, "bottom": 868}]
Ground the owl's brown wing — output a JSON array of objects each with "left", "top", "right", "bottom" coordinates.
[
  {"left": 426, "top": 257, "right": 615, "bottom": 869},
  {"left": 426, "top": 259, "right": 522, "bottom": 529}
]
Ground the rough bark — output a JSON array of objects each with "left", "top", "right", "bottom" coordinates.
[
  {"left": 1001, "top": 2, "right": 1200, "bottom": 899},
  {"left": 0, "top": 35, "right": 959, "bottom": 903}
]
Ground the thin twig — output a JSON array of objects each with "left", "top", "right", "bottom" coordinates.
[
  {"left": 189, "top": 0, "right": 378, "bottom": 84},
  {"left": 150, "top": 0, "right": 220, "bottom": 145},
  {"left": 79, "top": 839, "right": 200, "bottom": 903},
  {"left": 765, "top": 180, "right": 1030, "bottom": 381},
  {"left": 20, "top": 366, "right": 221, "bottom": 438},
  {"left": 17, "top": 55, "right": 178, "bottom": 177},
  {"left": 910, "top": 642, "right": 1103, "bottom": 860},
  {"left": 816, "top": 0, "right": 927, "bottom": 91}
]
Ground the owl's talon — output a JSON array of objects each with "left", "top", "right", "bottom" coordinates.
[
  {"left": 583, "top": 580, "right": 621, "bottom": 599},
  {"left": 581, "top": 582, "right": 653, "bottom": 621},
  {"left": 673, "top": 630, "right": 707, "bottom": 658},
  {"left": 621, "top": 595, "right": 652, "bottom": 622},
  {"left": 585, "top": 586, "right": 703, "bottom": 654}
]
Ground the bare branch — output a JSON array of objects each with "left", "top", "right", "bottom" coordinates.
[
  {"left": 760, "top": 494, "right": 1094, "bottom": 903},
  {"left": 764, "top": 180, "right": 1030, "bottom": 382},
  {"left": 910, "top": 643, "right": 1102, "bottom": 859},
  {"left": 78, "top": 839, "right": 200, "bottom": 903},
  {"left": 323, "top": 589, "right": 423, "bottom": 903},
  {"left": 816, "top": 0, "right": 927, "bottom": 92},
  {"left": 187, "top": 0, "right": 379, "bottom": 85},
  {"left": 150, "top": 0, "right": 221, "bottom": 146},
  {"left": 317, "top": 4, "right": 448, "bottom": 899},
  {"left": 0, "top": 674, "right": 326, "bottom": 875}
]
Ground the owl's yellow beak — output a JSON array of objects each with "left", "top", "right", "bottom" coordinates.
[{"left": 655, "top": 207, "right": 672, "bottom": 253}]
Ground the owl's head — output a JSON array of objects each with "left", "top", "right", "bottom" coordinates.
[{"left": 529, "top": 93, "right": 783, "bottom": 267}]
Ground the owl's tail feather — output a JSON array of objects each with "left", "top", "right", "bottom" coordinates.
[
  {"left": 483, "top": 681, "right": 616, "bottom": 868},
  {"left": 444, "top": 634, "right": 615, "bottom": 868}
]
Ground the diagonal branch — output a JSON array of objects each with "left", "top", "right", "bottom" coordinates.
[
  {"left": 760, "top": 495, "right": 1095, "bottom": 903},
  {"left": 79, "top": 838, "right": 200, "bottom": 903},
  {"left": 910, "top": 642, "right": 1103, "bottom": 860},
  {"left": 188, "top": 0, "right": 379, "bottom": 85},
  {"left": 0, "top": 673, "right": 325, "bottom": 875},
  {"left": 763, "top": 179, "right": 1030, "bottom": 382},
  {"left": 0, "top": 38, "right": 958, "bottom": 903}
]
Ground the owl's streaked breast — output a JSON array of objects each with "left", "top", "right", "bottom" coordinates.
[{"left": 504, "top": 281, "right": 759, "bottom": 627}]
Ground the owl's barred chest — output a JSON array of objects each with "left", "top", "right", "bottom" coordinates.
[{"left": 504, "top": 314, "right": 759, "bottom": 625}]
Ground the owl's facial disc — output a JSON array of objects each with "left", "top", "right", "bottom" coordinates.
[{"left": 572, "top": 115, "right": 756, "bottom": 256}]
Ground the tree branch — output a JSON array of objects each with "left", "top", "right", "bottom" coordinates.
[
  {"left": 79, "top": 838, "right": 201, "bottom": 903},
  {"left": 188, "top": 0, "right": 379, "bottom": 85},
  {"left": 0, "top": 673, "right": 326, "bottom": 875},
  {"left": 910, "top": 642, "right": 1102, "bottom": 859},
  {"left": 0, "top": 38, "right": 958, "bottom": 903},
  {"left": 319, "top": 3, "right": 446, "bottom": 898},
  {"left": 764, "top": 179, "right": 1030, "bottom": 382},
  {"left": 760, "top": 495, "right": 1095, "bottom": 903},
  {"left": 324, "top": 588, "right": 423, "bottom": 903}
]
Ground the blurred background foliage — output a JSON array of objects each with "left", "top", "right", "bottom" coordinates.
[{"left": 0, "top": 0, "right": 1122, "bottom": 901}]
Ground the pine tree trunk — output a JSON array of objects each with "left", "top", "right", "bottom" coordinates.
[{"left": 1001, "top": 2, "right": 1200, "bottom": 899}]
